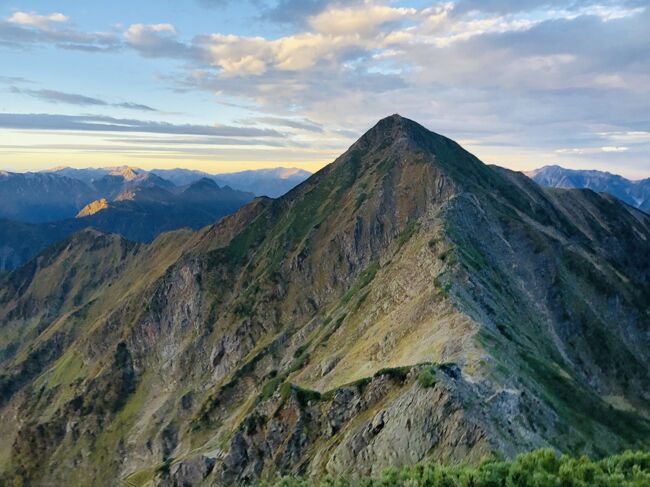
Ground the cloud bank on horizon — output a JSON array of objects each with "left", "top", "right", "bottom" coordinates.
[{"left": 0, "top": 0, "right": 648, "bottom": 177}]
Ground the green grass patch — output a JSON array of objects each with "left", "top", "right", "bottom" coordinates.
[
  {"left": 397, "top": 221, "right": 421, "bottom": 249},
  {"left": 259, "top": 449, "right": 650, "bottom": 486},
  {"left": 342, "top": 262, "right": 379, "bottom": 305},
  {"left": 373, "top": 366, "right": 411, "bottom": 382},
  {"left": 417, "top": 366, "right": 437, "bottom": 388}
]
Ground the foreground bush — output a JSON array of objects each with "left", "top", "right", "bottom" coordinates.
[{"left": 262, "top": 449, "right": 650, "bottom": 486}]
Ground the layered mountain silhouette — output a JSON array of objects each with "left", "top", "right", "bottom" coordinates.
[
  {"left": 0, "top": 166, "right": 310, "bottom": 224},
  {"left": 0, "top": 179, "right": 254, "bottom": 271},
  {"left": 0, "top": 116, "right": 648, "bottom": 486},
  {"left": 0, "top": 171, "right": 97, "bottom": 223},
  {"left": 0, "top": 165, "right": 311, "bottom": 271},
  {"left": 526, "top": 165, "right": 650, "bottom": 213},
  {"left": 152, "top": 167, "right": 312, "bottom": 197}
]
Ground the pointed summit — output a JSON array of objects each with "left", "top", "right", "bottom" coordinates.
[
  {"left": 329, "top": 114, "right": 495, "bottom": 193},
  {"left": 356, "top": 113, "right": 432, "bottom": 147}
]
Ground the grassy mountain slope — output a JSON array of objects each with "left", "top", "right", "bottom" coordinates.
[{"left": 0, "top": 115, "right": 648, "bottom": 486}]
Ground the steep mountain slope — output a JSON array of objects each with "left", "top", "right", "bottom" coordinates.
[
  {"left": 74, "top": 179, "right": 253, "bottom": 242},
  {"left": 0, "top": 168, "right": 179, "bottom": 224},
  {"left": 0, "top": 180, "right": 254, "bottom": 271},
  {"left": 0, "top": 116, "right": 648, "bottom": 486},
  {"left": 526, "top": 165, "right": 650, "bottom": 212},
  {"left": 0, "top": 219, "right": 74, "bottom": 272},
  {"left": 0, "top": 172, "right": 96, "bottom": 223}
]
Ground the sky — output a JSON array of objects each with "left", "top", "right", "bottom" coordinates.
[{"left": 0, "top": 0, "right": 649, "bottom": 178}]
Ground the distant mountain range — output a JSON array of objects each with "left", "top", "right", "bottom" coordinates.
[
  {"left": 1, "top": 116, "right": 648, "bottom": 485},
  {"left": 526, "top": 165, "right": 650, "bottom": 213},
  {"left": 0, "top": 178, "right": 254, "bottom": 271},
  {"left": 151, "top": 167, "right": 311, "bottom": 197},
  {"left": 49, "top": 165, "right": 312, "bottom": 199},
  {"left": 0, "top": 166, "right": 311, "bottom": 271}
]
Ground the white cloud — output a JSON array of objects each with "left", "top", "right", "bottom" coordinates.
[
  {"left": 597, "top": 131, "right": 650, "bottom": 143},
  {"left": 556, "top": 146, "right": 629, "bottom": 155},
  {"left": 8, "top": 11, "right": 68, "bottom": 29},
  {"left": 124, "top": 23, "right": 193, "bottom": 58},
  {"left": 309, "top": 3, "right": 416, "bottom": 36},
  {"left": 200, "top": 2, "right": 419, "bottom": 77},
  {"left": 2, "top": 2, "right": 649, "bottom": 176}
]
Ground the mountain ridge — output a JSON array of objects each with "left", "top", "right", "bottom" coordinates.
[
  {"left": 525, "top": 164, "right": 650, "bottom": 213},
  {"left": 0, "top": 179, "right": 255, "bottom": 271},
  {"left": 0, "top": 115, "right": 648, "bottom": 486}
]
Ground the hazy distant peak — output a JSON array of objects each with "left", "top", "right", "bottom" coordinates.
[
  {"left": 105, "top": 166, "right": 149, "bottom": 181},
  {"left": 527, "top": 165, "right": 650, "bottom": 212},
  {"left": 189, "top": 177, "right": 219, "bottom": 189}
]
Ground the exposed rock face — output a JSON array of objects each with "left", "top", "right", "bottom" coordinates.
[
  {"left": 77, "top": 198, "right": 110, "bottom": 217},
  {"left": 1, "top": 115, "right": 649, "bottom": 486}
]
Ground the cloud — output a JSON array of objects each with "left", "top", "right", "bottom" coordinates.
[
  {"left": 1, "top": 3, "right": 649, "bottom": 176},
  {"left": 114, "top": 102, "right": 158, "bottom": 112},
  {"left": 239, "top": 116, "right": 324, "bottom": 132},
  {"left": 107, "top": 135, "right": 287, "bottom": 147},
  {"left": 0, "top": 113, "right": 283, "bottom": 137},
  {"left": 124, "top": 23, "right": 199, "bottom": 59},
  {"left": 262, "top": 0, "right": 349, "bottom": 26},
  {"left": 8, "top": 11, "right": 69, "bottom": 29},
  {"left": 0, "top": 11, "right": 120, "bottom": 51},
  {"left": 555, "top": 145, "right": 630, "bottom": 155},
  {"left": 308, "top": 3, "right": 416, "bottom": 36},
  {"left": 12, "top": 87, "right": 107, "bottom": 106},
  {"left": 197, "top": 3, "right": 417, "bottom": 78},
  {"left": 10, "top": 87, "right": 158, "bottom": 111},
  {"left": 0, "top": 75, "right": 32, "bottom": 84},
  {"left": 453, "top": 0, "right": 644, "bottom": 15}
]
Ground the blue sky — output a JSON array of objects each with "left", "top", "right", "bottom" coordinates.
[{"left": 1, "top": 0, "right": 649, "bottom": 178}]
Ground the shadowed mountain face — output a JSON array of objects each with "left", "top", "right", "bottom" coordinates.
[
  {"left": 0, "top": 116, "right": 648, "bottom": 486},
  {"left": 0, "top": 179, "right": 254, "bottom": 271},
  {"left": 526, "top": 165, "right": 650, "bottom": 213},
  {"left": 0, "top": 166, "right": 310, "bottom": 225},
  {"left": 0, "top": 172, "right": 97, "bottom": 223}
]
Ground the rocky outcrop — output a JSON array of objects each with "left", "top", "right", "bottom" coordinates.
[{"left": 76, "top": 198, "right": 110, "bottom": 217}]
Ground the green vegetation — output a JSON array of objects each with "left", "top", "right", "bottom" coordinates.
[
  {"left": 258, "top": 376, "right": 285, "bottom": 403},
  {"left": 355, "top": 192, "right": 368, "bottom": 210},
  {"left": 417, "top": 366, "right": 436, "bottom": 388},
  {"left": 261, "top": 449, "right": 650, "bottom": 486},
  {"left": 342, "top": 262, "right": 380, "bottom": 304},
  {"left": 280, "top": 382, "right": 322, "bottom": 407},
  {"left": 397, "top": 221, "right": 421, "bottom": 249},
  {"left": 373, "top": 366, "right": 411, "bottom": 382}
]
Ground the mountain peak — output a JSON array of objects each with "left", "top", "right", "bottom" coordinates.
[
  {"left": 108, "top": 166, "right": 142, "bottom": 180},
  {"left": 368, "top": 113, "right": 419, "bottom": 136},
  {"left": 335, "top": 114, "right": 491, "bottom": 192},
  {"left": 189, "top": 177, "right": 219, "bottom": 190},
  {"left": 355, "top": 114, "right": 449, "bottom": 154}
]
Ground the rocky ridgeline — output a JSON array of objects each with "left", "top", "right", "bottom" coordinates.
[{"left": 0, "top": 116, "right": 648, "bottom": 486}]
